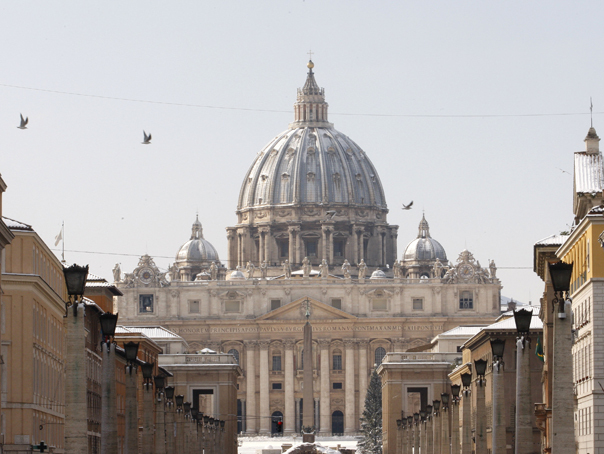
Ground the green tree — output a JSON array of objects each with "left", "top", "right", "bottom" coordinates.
[{"left": 357, "top": 369, "right": 382, "bottom": 454}]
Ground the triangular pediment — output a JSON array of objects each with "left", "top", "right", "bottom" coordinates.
[{"left": 256, "top": 297, "right": 357, "bottom": 321}]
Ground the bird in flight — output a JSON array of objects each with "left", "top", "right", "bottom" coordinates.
[
  {"left": 326, "top": 210, "right": 337, "bottom": 219},
  {"left": 142, "top": 131, "right": 152, "bottom": 144},
  {"left": 17, "top": 114, "right": 28, "bottom": 129},
  {"left": 402, "top": 201, "right": 413, "bottom": 210}
]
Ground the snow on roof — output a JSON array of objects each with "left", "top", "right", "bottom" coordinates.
[
  {"left": 534, "top": 233, "right": 569, "bottom": 247},
  {"left": 435, "top": 325, "right": 486, "bottom": 337},
  {"left": 485, "top": 311, "right": 543, "bottom": 331},
  {"left": 575, "top": 152, "right": 604, "bottom": 194},
  {"left": 118, "top": 326, "right": 183, "bottom": 340},
  {"left": 2, "top": 216, "right": 33, "bottom": 231}
]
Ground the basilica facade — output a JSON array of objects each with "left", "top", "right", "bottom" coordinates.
[{"left": 115, "top": 61, "right": 502, "bottom": 435}]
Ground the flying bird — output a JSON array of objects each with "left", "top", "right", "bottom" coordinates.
[
  {"left": 556, "top": 167, "right": 571, "bottom": 176},
  {"left": 325, "top": 210, "right": 337, "bottom": 219},
  {"left": 142, "top": 131, "right": 152, "bottom": 144},
  {"left": 17, "top": 114, "right": 28, "bottom": 129},
  {"left": 402, "top": 201, "right": 413, "bottom": 210}
]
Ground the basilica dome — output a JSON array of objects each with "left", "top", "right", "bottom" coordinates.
[
  {"left": 403, "top": 215, "right": 447, "bottom": 263},
  {"left": 175, "top": 216, "right": 220, "bottom": 267},
  {"left": 237, "top": 62, "right": 386, "bottom": 211}
]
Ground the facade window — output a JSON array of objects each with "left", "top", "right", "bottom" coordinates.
[
  {"left": 139, "top": 294, "right": 154, "bottom": 313},
  {"left": 189, "top": 300, "right": 200, "bottom": 313},
  {"left": 375, "top": 347, "right": 386, "bottom": 366},
  {"left": 225, "top": 300, "right": 241, "bottom": 312},
  {"left": 372, "top": 298, "right": 388, "bottom": 311},
  {"left": 273, "top": 355, "right": 282, "bottom": 371},
  {"left": 331, "top": 298, "right": 342, "bottom": 310},
  {"left": 333, "top": 353, "right": 342, "bottom": 370},
  {"left": 228, "top": 349, "right": 240, "bottom": 364},
  {"left": 279, "top": 240, "right": 289, "bottom": 258},
  {"left": 300, "top": 349, "right": 304, "bottom": 369},
  {"left": 334, "top": 240, "right": 345, "bottom": 257},
  {"left": 305, "top": 240, "right": 317, "bottom": 257},
  {"left": 412, "top": 298, "right": 423, "bottom": 310},
  {"left": 271, "top": 299, "right": 281, "bottom": 311},
  {"left": 333, "top": 382, "right": 343, "bottom": 390},
  {"left": 459, "top": 291, "right": 473, "bottom": 309},
  {"left": 272, "top": 383, "right": 283, "bottom": 390}
]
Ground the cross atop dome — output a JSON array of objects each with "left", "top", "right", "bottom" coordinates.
[{"left": 417, "top": 214, "right": 431, "bottom": 239}]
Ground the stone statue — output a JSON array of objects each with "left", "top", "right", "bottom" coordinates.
[
  {"left": 246, "top": 261, "right": 255, "bottom": 279},
  {"left": 210, "top": 261, "right": 218, "bottom": 280},
  {"left": 169, "top": 263, "right": 179, "bottom": 281},
  {"left": 112, "top": 263, "right": 121, "bottom": 283},
  {"left": 489, "top": 260, "right": 497, "bottom": 279},
  {"left": 392, "top": 260, "right": 401, "bottom": 279},
  {"left": 122, "top": 273, "right": 134, "bottom": 288},
  {"left": 342, "top": 259, "right": 351, "bottom": 279},
  {"left": 319, "top": 259, "right": 329, "bottom": 279},
  {"left": 432, "top": 258, "right": 443, "bottom": 279},
  {"left": 302, "top": 256, "right": 311, "bottom": 277},
  {"left": 282, "top": 260, "right": 292, "bottom": 279},
  {"left": 443, "top": 265, "right": 456, "bottom": 284},
  {"left": 260, "top": 260, "right": 268, "bottom": 279},
  {"left": 358, "top": 259, "right": 367, "bottom": 280}
]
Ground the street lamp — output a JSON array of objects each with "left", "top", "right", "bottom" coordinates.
[
  {"left": 63, "top": 264, "right": 89, "bottom": 312},
  {"left": 99, "top": 312, "right": 118, "bottom": 348},
  {"left": 490, "top": 338, "right": 506, "bottom": 454},
  {"left": 124, "top": 342, "right": 140, "bottom": 371},
  {"left": 549, "top": 261, "right": 573, "bottom": 317},
  {"left": 513, "top": 309, "right": 533, "bottom": 337}
]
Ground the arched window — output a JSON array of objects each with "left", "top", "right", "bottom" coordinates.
[
  {"left": 375, "top": 347, "right": 386, "bottom": 366},
  {"left": 332, "top": 349, "right": 342, "bottom": 370},
  {"left": 228, "top": 349, "right": 240, "bottom": 364}
]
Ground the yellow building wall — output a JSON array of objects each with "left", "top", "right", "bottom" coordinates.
[{"left": 560, "top": 222, "right": 604, "bottom": 293}]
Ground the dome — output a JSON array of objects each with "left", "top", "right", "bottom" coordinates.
[
  {"left": 370, "top": 269, "right": 388, "bottom": 279},
  {"left": 175, "top": 216, "right": 220, "bottom": 266},
  {"left": 237, "top": 62, "right": 386, "bottom": 210},
  {"left": 403, "top": 215, "right": 447, "bottom": 262}
]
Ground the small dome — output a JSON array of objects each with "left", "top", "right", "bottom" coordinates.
[
  {"left": 229, "top": 269, "right": 246, "bottom": 280},
  {"left": 370, "top": 269, "right": 388, "bottom": 279},
  {"left": 403, "top": 215, "right": 447, "bottom": 262},
  {"left": 175, "top": 216, "right": 220, "bottom": 266}
]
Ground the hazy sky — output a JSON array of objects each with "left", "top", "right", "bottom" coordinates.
[{"left": 1, "top": 1, "right": 601, "bottom": 303}]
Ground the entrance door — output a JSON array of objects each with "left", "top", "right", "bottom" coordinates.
[
  {"left": 332, "top": 411, "right": 344, "bottom": 435},
  {"left": 271, "top": 411, "right": 283, "bottom": 436}
]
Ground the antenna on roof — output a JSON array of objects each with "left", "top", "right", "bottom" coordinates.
[{"left": 591, "top": 97, "right": 594, "bottom": 127}]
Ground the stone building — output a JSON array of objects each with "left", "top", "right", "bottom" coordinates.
[{"left": 115, "top": 61, "right": 503, "bottom": 435}]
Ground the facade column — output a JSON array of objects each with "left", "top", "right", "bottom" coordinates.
[
  {"left": 552, "top": 300, "right": 575, "bottom": 452},
  {"left": 314, "top": 398, "right": 320, "bottom": 431},
  {"left": 322, "top": 227, "right": 328, "bottom": 262},
  {"left": 65, "top": 303, "right": 88, "bottom": 454},
  {"left": 344, "top": 339, "right": 356, "bottom": 433},
  {"left": 295, "top": 398, "right": 301, "bottom": 433},
  {"left": 319, "top": 339, "right": 331, "bottom": 434},
  {"left": 328, "top": 228, "right": 334, "bottom": 264},
  {"left": 295, "top": 229, "right": 302, "bottom": 265},
  {"left": 259, "top": 340, "right": 271, "bottom": 433},
  {"left": 245, "top": 341, "right": 257, "bottom": 434},
  {"left": 358, "top": 230, "right": 364, "bottom": 262},
  {"left": 461, "top": 389, "right": 471, "bottom": 454},
  {"left": 492, "top": 362, "right": 505, "bottom": 454},
  {"left": 420, "top": 420, "right": 427, "bottom": 454},
  {"left": 414, "top": 421, "right": 420, "bottom": 454},
  {"left": 358, "top": 341, "right": 368, "bottom": 415},
  {"left": 475, "top": 378, "right": 486, "bottom": 454},
  {"left": 284, "top": 340, "right": 296, "bottom": 435},
  {"left": 515, "top": 337, "right": 532, "bottom": 454},
  {"left": 101, "top": 341, "right": 118, "bottom": 454},
  {"left": 259, "top": 230, "right": 265, "bottom": 264},
  {"left": 125, "top": 365, "right": 139, "bottom": 454},
  {"left": 227, "top": 229, "right": 237, "bottom": 271},
  {"left": 352, "top": 228, "right": 359, "bottom": 264},
  {"left": 176, "top": 408, "right": 185, "bottom": 454},
  {"left": 376, "top": 228, "right": 384, "bottom": 266}
]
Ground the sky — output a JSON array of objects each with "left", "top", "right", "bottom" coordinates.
[{"left": 0, "top": 1, "right": 601, "bottom": 303}]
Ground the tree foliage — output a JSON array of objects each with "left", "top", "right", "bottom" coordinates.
[{"left": 357, "top": 369, "right": 382, "bottom": 454}]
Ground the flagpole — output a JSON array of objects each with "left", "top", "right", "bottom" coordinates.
[{"left": 61, "top": 222, "right": 65, "bottom": 263}]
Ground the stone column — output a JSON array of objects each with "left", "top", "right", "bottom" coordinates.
[
  {"left": 450, "top": 401, "right": 460, "bottom": 454},
  {"left": 165, "top": 402, "right": 175, "bottom": 454},
  {"left": 259, "top": 340, "right": 270, "bottom": 433},
  {"left": 142, "top": 382, "right": 154, "bottom": 454},
  {"left": 327, "top": 228, "right": 334, "bottom": 264},
  {"left": 515, "top": 337, "right": 532, "bottom": 454},
  {"left": 259, "top": 230, "right": 265, "bottom": 264},
  {"left": 420, "top": 420, "right": 427, "bottom": 454},
  {"left": 414, "top": 422, "right": 420, "bottom": 454},
  {"left": 492, "top": 361, "right": 505, "bottom": 454},
  {"left": 284, "top": 340, "right": 296, "bottom": 435},
  {"left": 227, "top": 229, "right": 237, "bottom": 271},
  {"left": 245, "top": 341, "right": 257, "bottom": 434},
  {"left": 426, "top": 416, "right": 434, "bottom": 454},
  {"left": 344, "top": 339, "right": 356, "bottom": 433},
  {"left": 242, "top": 399, "right": 246, "bottom": 433},
  {"left": 65, "top": 303, "right": 88, "bottom": 454},
  {"left": 461, "top": 390, "right": 471, "bottom": 454},
  {"left": 358, "top": 341, "right": 368, "bottom": 416},
  {"left": 441, "top": 407, "right": 450, "bottom": 454},
  {"left": 319, "top": 339, "right": 331, "bottom": 434},
  {"left": 295, "top": 229, "right": 302, "bottom": 265},
  {"left": 352, "top": 228, "right": 359, "bottom": 264},
  {"left": 101, "top": 341, "right": 118, "bottom": 454},
  {"left": 314, "top": 398, "right": 320, "bottom": 430},
  {"left": 125, "top": 365, "right": 139, "bottom": 454},
  {"left": 401, "top": 424, "right": 408, "bottom": 454},
  {"left": 176, "top": 408, "right": 185, "bottom": 454},
  {"left": 407, "top": 425, "right": 413, "bottom": 454},
  {"left": 155, "top": 392, "right": 166, "bottom": 454},
  {"left": 358, "top": 230, "right": 365, "bottom": 262},
  {"left": 322, "top": 227, "right": 328, "bottom": 262},
  {"left": 475, "top": 377, "right": 486, "bottom": 454},
  {"left": 433, "top": 412, "right": 441, "bottom": 454},
  {"left": 552, "top": 300, "right": 575, "bottom": 452}
]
